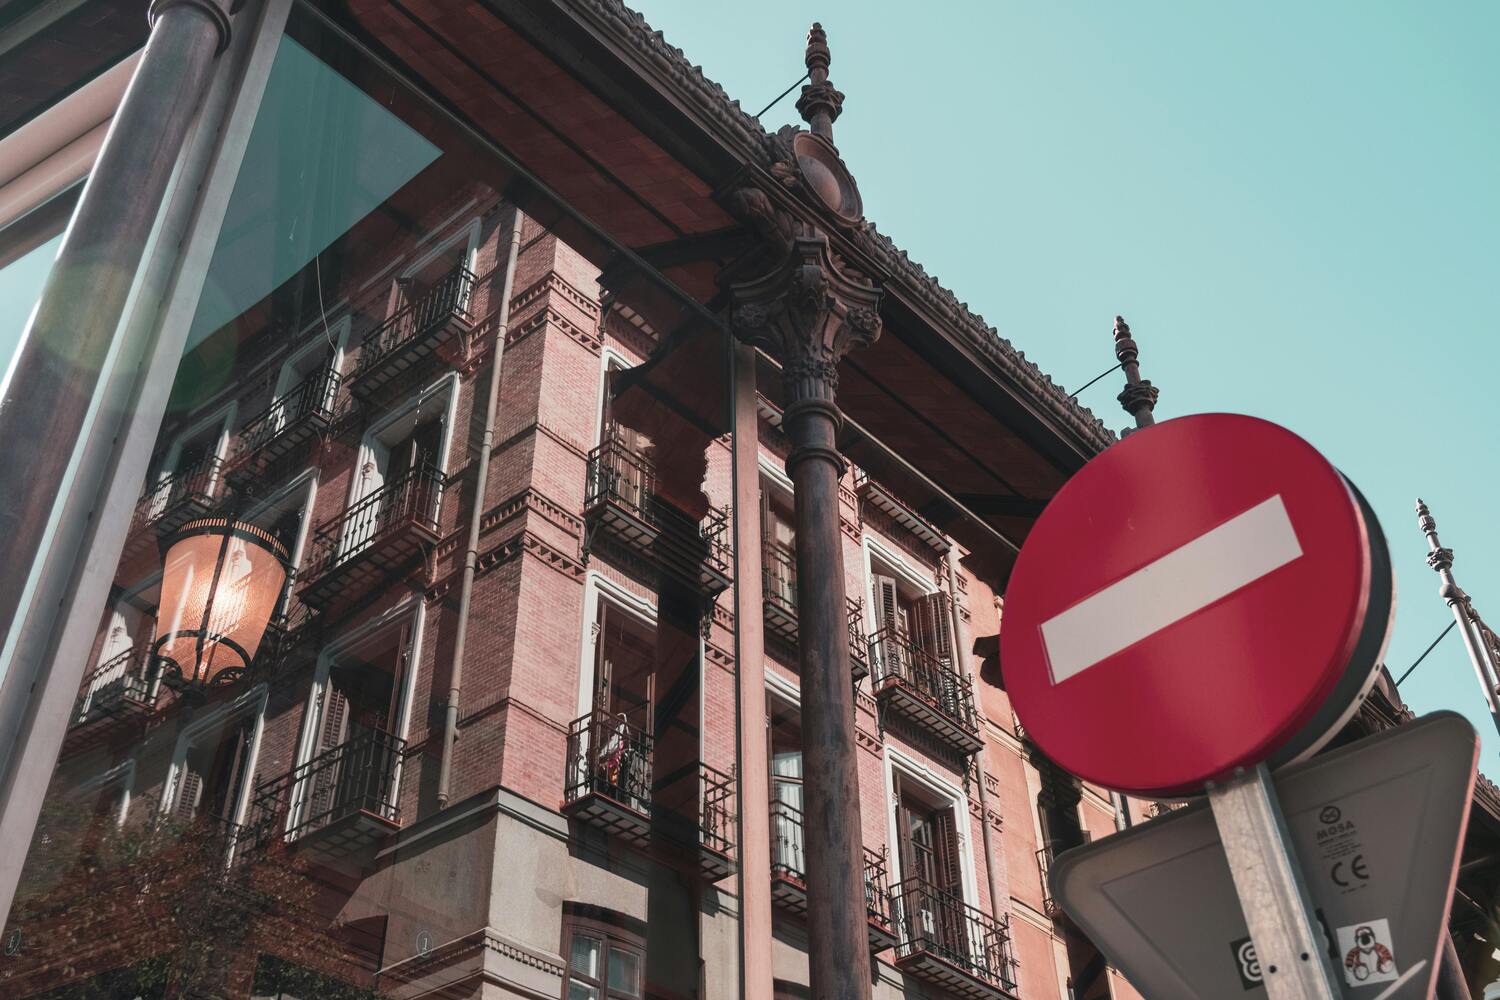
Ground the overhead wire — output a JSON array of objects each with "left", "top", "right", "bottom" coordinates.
[{"left": 1396, "top": 620, "right": 1457, "bottom": 686}]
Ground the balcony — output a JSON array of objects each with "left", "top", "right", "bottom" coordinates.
[
  {"left": 299, "top": 465, "right": 443, "bottom": 612},
  {"left": 698, "top": 763, "right": 737, "bottom": 881},
  {"left": 762, "top": 543, "right": 870, "bottom": 681},
  {"left": 868, "top": 627, "right": 983, "bottom": 756},
  {"left": 769, "top": 800, "right": 896, "bottom": 949},
  {"left": 346, "top": 266, "right": 476, "bottom": 403},
  {"left": 892, "top": 877, "right": 1020, "bottom": 1000},
  {"left": 1035, "top": 845, "right": 1062, "bottom": 918},
  {"left": 62, "top": 651, "right": 157, "bottom": 754},
  {"left": 563, "top": 709, "right": 653, "bottom": 847},
  {"left": 248, "top": 729, "right": 404, "bottom": 865},
  {"left": 123, "top": 455, "right": 225, "bottom": 561},
  {"left": 854, "top": 471, "right": 949, "bottom": 555},
  {"left": 224, "top": 369, "right": 340, "bottom": 490},
  {"left": 583, "top": 433, "right": 731, "bottom": 595}
]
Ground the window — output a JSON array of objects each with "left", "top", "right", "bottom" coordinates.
[
  {"left": 172, "top": 712, "right": 257, "bottom": 828},
  {"left": 562, "top": 919, "right": 643, "bottom": 1000},
  {"left": 768, "top": 695, "right": 803, "bottom": 874},
  {"left": 869, "top": 566, "right": 952, "bottom": 665},
  {"left": 762, "top": 477, "right": 796, "bottom": 611}
]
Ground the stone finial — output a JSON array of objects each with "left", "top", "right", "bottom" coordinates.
[
  {"left": 1113, "top": 314, "right": 1158, "bottom": 430},
  {"left": 1417, "top": 498, "right": 1455, "bottom": 573},
  {"left": 797, "top": 22, "right": 845, "bottom": 141}
]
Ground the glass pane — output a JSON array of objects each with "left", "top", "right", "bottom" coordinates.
[
  {"left": 608, "top": 946, "right": 642, "bottom": 997},
  {"left": 4, "top": 2, "right": 736, "bottom": 998},
  {"left": 570, "top": 933, "right": 602, "bottom": 978},
  {"left": 568, "top": 980, "right": 601, "bottom": 1000}
]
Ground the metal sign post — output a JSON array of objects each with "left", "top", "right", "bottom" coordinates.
[
  {"left": 1052, "top": 713, "right": 1479, "bottom": 1000},
  {"left": 1208, "top": 766, "right": 1342, "bottom": 999},
  {"left": 1001, "top": 414, "right": 1403, "bottom": 997}
]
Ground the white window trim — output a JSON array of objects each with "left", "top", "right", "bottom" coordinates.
[
  {"left": 390, "top": 214, "right": 482, "bottom": 315},
  {"left": 758, "top": 453, "right": 794, "bottom": 498},
  {"left": 160, "top": 399, "right": 237, "bottom": 484},
  {"left": 160, "top": 683, "right": 269, "bottom": 833},
  {"left": 573, "top": 570, "right": 657, "bottom": 720},
  {"left": 861, "top": 534, "right": 938, "bottom": 635},
  {"left": 595, "top": 346, "right": 632, "bottom": 446},
  {"left": 289, "top": 596, "right": 424, "bottom": 837},
  {"left": 275, "top": 315, "right": 350, "bottom": 397},
  {"left": 347, "top": 370, "right": 460, "bottom": 514},
  {"left": 882, "top": 744, "right": 981, "bottom": 910}
]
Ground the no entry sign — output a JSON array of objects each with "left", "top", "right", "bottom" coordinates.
[{"left": 1003, "top": 414, "right": 1394, "bottom": 797}]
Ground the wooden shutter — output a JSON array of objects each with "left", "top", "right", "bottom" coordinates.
[
  {"left": 873, "top": 575, "right": 900, "bottom": 634},
  {"left": 173, "top": 764, "right": 204, "bottom": 822},
  {"left": 933, "top": 807, "right": 964, "bottom": 898},
  {"left": 912, "top": 593, "right": 953, "bottom": 667},
  {"left": 320, "top": 683, "right": 351, "bottom": 753}
]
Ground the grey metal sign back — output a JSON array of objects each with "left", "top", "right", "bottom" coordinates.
[{"left": 1052, "top": 712, "right": 1479, "bottom": 999}]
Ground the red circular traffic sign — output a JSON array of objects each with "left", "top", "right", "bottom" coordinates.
[{"left": 1002, "top": 414, "right": 1393, "bottom": 797}]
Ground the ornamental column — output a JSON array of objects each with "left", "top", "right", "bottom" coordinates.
[{"left": 729, "top": 24, "right": 881, "bottom": 1000}]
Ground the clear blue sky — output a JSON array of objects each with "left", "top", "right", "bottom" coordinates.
[{"left": 634, "top": 0, "right": 1500, "bottom": 758}]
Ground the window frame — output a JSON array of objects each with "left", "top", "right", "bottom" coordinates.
[{"left": 560, "top": 914, "right": 645, "bottom": 1000}]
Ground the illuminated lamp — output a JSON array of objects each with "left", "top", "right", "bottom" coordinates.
[{"left": 153, "top": 517, "right": 288, "bottom": 688}]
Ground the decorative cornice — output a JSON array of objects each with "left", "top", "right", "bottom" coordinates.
[{"left": 558, "top": 1, "right": 1115, "bottom": 455}]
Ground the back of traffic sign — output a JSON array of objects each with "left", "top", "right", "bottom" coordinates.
[
  {"left": 1051, "top": 712, "right": 1479, "bottom": 1000},
  {"left": 1002, "top": 413, "right": 1395, "bottom": 797}
]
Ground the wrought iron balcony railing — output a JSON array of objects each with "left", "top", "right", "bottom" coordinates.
[
  {"left": 698, "top": 763, "right": 737, "bottom": 880},
  {"left": 892, "top": 876, "right": 1020, "bottom": 999},
  {"left": 129, "top": 454, "right": 225, "bottom": 539},
  {"left": 349, "top": 265, "right": 476, "bottom": 399},
  {"left": 300, "top": 464, "right": 444, "bottom": 610},
  {"left": 585, "top": 432, "right": 656, "bottom": 532},
  {"left": 1035, "top": 844, "right": 1062, "bottom": 917},
  {"left": 761, "top": 543, "right": 871, "bottom": 680},
  {"left": 228, "top": 368, "right": 340, "bottom": 479},
  {"left": 72, "top": 650, "right": 156, "bottom": 725},
  {"left": 583, "top": 432, "right": 731, "bottom": 594},
  {"left": 868, "top": 626, "right": 983, "bottom": 755},
  {"left": 250, "top": 729, "right": 404, "bottom": 857},
  {"left": 563, "top": 708, "right": 654, "bottom": 846},
  {"left": 769, "top": 799, "right": 895, "bottom": 947}
]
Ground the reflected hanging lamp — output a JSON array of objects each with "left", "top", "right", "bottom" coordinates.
[{"left": 153, "top": 517, "right": 288, "bottom": 689}]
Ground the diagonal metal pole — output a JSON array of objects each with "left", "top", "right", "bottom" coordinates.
[{"left": 1416, "top": 498, "right": 1500, "bottom": 739}]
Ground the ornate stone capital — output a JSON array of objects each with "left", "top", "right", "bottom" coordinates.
[
  {"left": 730, "top": 233, "right": 882, "bottom": 405},
  {"left": 1117, "top": 380, "right": 1159, "bottom": 417},
  {"left": 1426, "top": 546, "right": 1455, "bottom": 573}
]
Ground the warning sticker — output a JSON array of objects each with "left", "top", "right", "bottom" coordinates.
[{"left": 1337, "top": 919, "right": 1398, "bottom": 987}]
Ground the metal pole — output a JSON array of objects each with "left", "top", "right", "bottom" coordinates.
[
  {"left": 435, "top": 208, "right": 522, "bottom": 809},
  {"left": 1207, "top": 766, "right": 1342, "bottom": 1000},
  {"left": 1416, "top": 498, "right": 1500, "bottom": 738},
  {"left": 0, "top": 0, "right": 281, "bottom": 921},
  {"left": 1113, "top": 315, "right": 1158, "bottom": 432},
  {"left": 0, "top": 0, "right": 231, "bottom": 643}
]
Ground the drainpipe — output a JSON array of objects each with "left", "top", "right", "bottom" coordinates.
[
  {"left": 436, "top": 207, "right": 522, "bottom": 809},
  {"left": 945, "top": 551, "right": 1003, "bottom": 922}
]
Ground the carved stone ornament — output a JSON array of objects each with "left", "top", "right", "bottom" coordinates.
[{"left": 730, "top": 234, "right": 883, "bottom": 404}]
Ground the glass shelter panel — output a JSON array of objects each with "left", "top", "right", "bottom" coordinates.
[{"left": 1, "top": 5, "right": 737, "bottom": 998}]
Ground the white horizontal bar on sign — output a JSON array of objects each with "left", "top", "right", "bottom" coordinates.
[{"left": 1041, "top": 495, "right": 1303, "bottom": 684}]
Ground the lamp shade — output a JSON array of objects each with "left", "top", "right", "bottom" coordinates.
[{"left": 154, "top": 518, "right": 288, "bottom": 687}]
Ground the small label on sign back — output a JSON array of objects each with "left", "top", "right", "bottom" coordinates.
[{"left": 1338, "top": 919, "right": 1398, "bottom": 987}]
